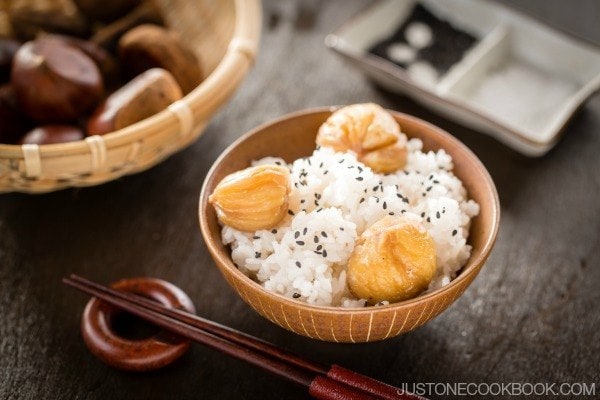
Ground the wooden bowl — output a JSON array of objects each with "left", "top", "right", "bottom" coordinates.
[
  {"left": 199, "top": 107, "right": 500, "bottom": 343},
  {"left": 0, "top": 0, "right": 261, "bottom": 193}
]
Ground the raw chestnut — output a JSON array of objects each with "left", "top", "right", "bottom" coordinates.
[
  {"left": 91, "top": 1, "right": 164, "bottom": 53},
  {"left": 20, "top": 125, "right": 84, "bottom": 145},
  {"left": 37, "top": 33, "right": 120, "bottom": 87},
  {"left": 119, "top": 24, "right": 202, "bottom": 94},
  {"left": 73, "top": 0, "right": 141, "bottom": 22},
  {"left": 0, "top": 85, "right": 31, "bottom": 144},
  {"left": 87, "top": 68, "right": 182, "bottom": 135},
  {"left": 0, "top": 38, "right": 21, "bottom": 83},
  {"left": 11, "top": 39, "right": 104, "bottom": 122},
  {"left": 8, "top": 0, "right": 89, "bottom": 40}
]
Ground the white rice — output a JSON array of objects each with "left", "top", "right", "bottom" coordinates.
[{"left": 221, "top": 139, "right": 479, "bottom": 307}]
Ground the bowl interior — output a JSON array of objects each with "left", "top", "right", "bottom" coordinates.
[{"left": 200, "top": 107, "right": 499, "bottom": 311}]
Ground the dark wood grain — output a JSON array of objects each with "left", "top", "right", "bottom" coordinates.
[{"left": 1, "top": 0, "right": 599, "bottom": 399}]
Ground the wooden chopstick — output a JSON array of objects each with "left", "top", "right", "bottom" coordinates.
[{"left": 64, "top": 275, "right": 426, "bottom": 400}]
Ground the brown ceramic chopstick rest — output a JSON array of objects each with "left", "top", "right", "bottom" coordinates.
[{"left": 81, "top": 277, "right": 195, "bottom": 371}]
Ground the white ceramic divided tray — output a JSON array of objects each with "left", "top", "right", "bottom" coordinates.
[{"left": 325, "top": 0, "right": 600, "bottom": 156}]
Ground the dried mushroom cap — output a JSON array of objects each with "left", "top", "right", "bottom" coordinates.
[
  {"left": 316, "top": 103, "right": 407, "bottom": 173},
  {"left": 347, "top": 215, "right": 436, "bottom": 304},
  {"left": 209, "top": 164, "right": 291, "bottom": 232}
]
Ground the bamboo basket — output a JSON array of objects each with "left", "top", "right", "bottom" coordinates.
[{"left": 0, "top": 0, "right": 262, "bottom": 193}]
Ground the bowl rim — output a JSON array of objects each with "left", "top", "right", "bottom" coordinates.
[{"left": 199, "top": 106, "right": 500, "bottom": 314}]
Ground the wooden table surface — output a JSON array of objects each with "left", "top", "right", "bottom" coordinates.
[{"left": 1, "top": 1, "right": 599, "bottom": 399}]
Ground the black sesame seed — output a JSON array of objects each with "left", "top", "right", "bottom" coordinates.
[
  {"left": 293, "top": 293, "right": 301, "bottom": 298},
  {"left": 294, "top": 231, "right": 300, "bottom": 239},
  {"left": 323, "top": 170, "right": 328, "bottom": 175},
  {"left": 296, "top": 241, "right": 305, "bottom": 246},
  {"left": 303, "top": 227, "right": 308, "bottom": 235},
  {"left": 422, "top": 193, "right": 426, "bottom": 197},
  {"left": 403, "top": 198, "right": 409, "bottom": 204},
  {"left": 339, "top": 227, "right": 345, "bottom": 231},
  {"left": 389, "top": 212, "right": 394, "bottom": 215},
  {"left": 433, "top": 180, "right": 440, "bottom": 184},
  {"left": 295, "top": 261, "right": 301, "bottom": 268},
  {"left": 383, "top": 202, "right": 387, "bottom": 210},
  {"left": 364, "top": 188, "right": 367, "bottom": 193},
  {"left": 253, "top": 235, "right": 260, "bottom": 239},
  {"left": 426, "top": 186, "right": 432, "bottom": 192},
  {"left": 396, "top": 193, "right": 402, "bottom": 198},
  {"left": 255, "top": 252, "right": 261, "bottom": 258},
  {"left": 364, "top": 300, "right": 368, "bottom": 307},
  {"left": 294, "top": 183, "right": 298, "bottom": 188},
  {"left": 288, "top": 210, "right": 295, "bottom": 216},
  {"left": 373, "top": 185, "right": 379, "bottom": 191},
  {"left": 321, "top": 231, "right": 327, "bottom": 238},
  {"left": 427, "top": 217, "right": 431, "bottom": 223},
  {"left": 275, "top": 161, "right": 282, "bottom": 165},
  {"left": 314, "top": 200, "right": 319, "bottom": 206},
  {"left": 356, "top": 177, "right": 363, "bottom": 181},
  {"left": 319, "top": 162, "right": 323, "bottom": 168},
  {"left": 317, "top": 245, "right": 323, "bottom": 251},
  {"left": 358, "top": 166, "right": 363, "bottom": 172},
  {"left": 314, "top": 251, "right": 322, "bottom": 255},
  {"left": 421, "top": 212, "right": 425, "bottom": 217},
  {"left": 307, "top": 159, "right": 311, "bottom": 166},
  {"left": 316, "top": 208, "right": 323, "bottom": 213},
  {"left": 452, "top": 229, "right": 458, "bottom": 236},
  {"left": 322, "top": 250, "right": 328, "bottom": 258},
  {"left": 300, "top": 199, "right": 305, "bottom": 203},
  {"left": 359, "top": 198, "right": 365, "bottom": 204},
  {"left": 401, "top": 210, "right": 406, "bottom": 214},
  {"left": 314, "top": 236, "right": 319, "bottom": 243},
  {"left": 338, "top": 159, "right": 344, "bottom": 164},
  {"left": 271, "top": 229, "right": 277, "bottom": 234},
  {"left": 436, "top": 211, "right": 441, "bottom": 219}
]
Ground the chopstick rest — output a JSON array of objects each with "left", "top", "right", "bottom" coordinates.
[{"left": 81, "top": 277, "right": 196, "bottom": 371}]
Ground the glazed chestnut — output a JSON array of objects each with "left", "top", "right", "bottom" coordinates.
[
  {"left": 11, "top": 39, "right": 104, "bottom": 122},
  {"left": 87, "top": 68, "right": 182, "bottom": 135},
  {"left": 73, "top": 0, "right": 141, "bottom": 22},
  {"left": 119, "top": 24, "right": 202, "bottom": 94},
  {"left": 0, "top": 38, "right": 21, "bottom": 83},
  {"left": 37, "top": 34, "right": 120, "bottom": 87},
  {"left": 0, "top": 85, "right": 31, "bottom": 144},
  {"left": 20, "top": 125, "right": 84, "bottom": 145}
]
